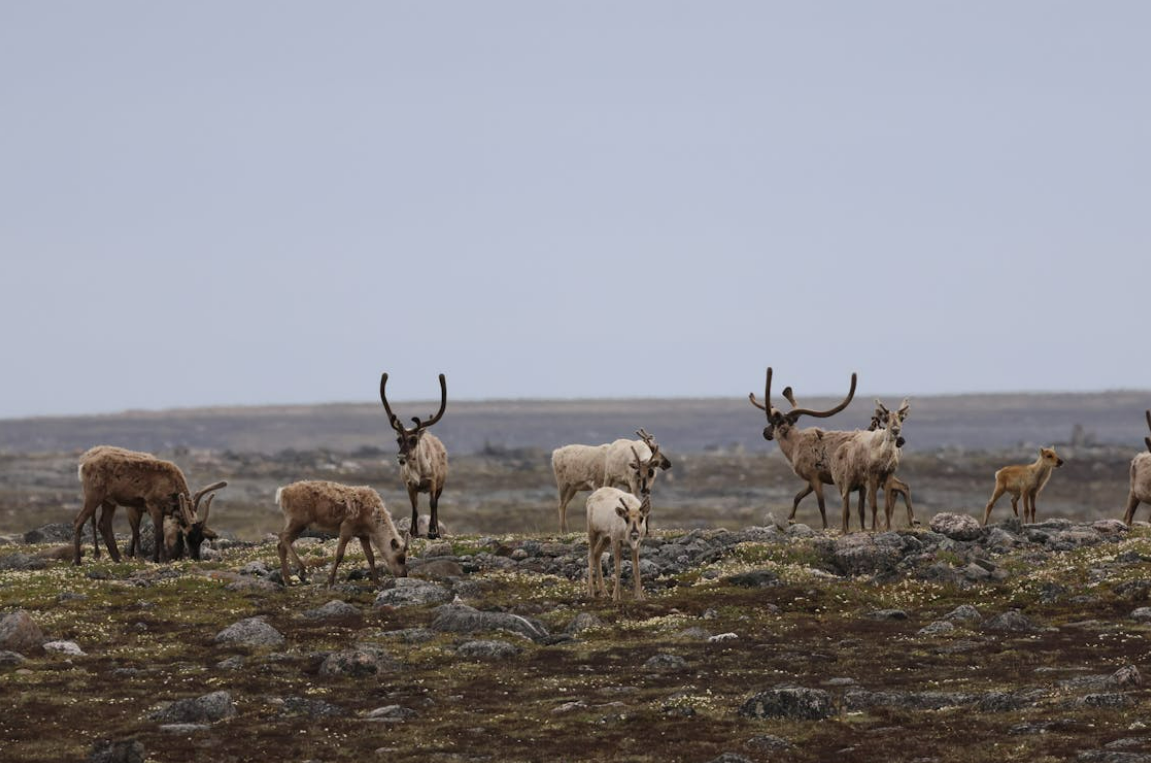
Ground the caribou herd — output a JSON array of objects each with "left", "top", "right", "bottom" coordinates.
[{"left": 68, "top": 367, "right": 1151, "bottom": 603}]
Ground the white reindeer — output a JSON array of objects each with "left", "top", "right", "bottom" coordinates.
[{"left": 586, "top": 487, "right": 651, "bottom": 602}]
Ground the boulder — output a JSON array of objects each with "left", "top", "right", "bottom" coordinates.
[
  {"left": 373, "top": 578, "right": 453, "bottom": 608},
  {"left": 148, "top": 691, "right": 237, "bottom": 724},
  {"left": 319, "top": 646, "right": 397, "bottom": 677},
  {"left": 738, "top": 686, "right": 834, "bottom": 720},
  {"left": 214, "top": 617, "right": 286, "bottom": 649},
  {"left": 930, "top": 513, "right": 982, "bottom": 541},
  {"left": 430, "top": 604, "right": 549, "bottom": 642},
  {"left": 87, "top": 739, "right": 146, "bottom": 763},
  {"left": 456, "top": 640, "right": 522, "bottom": 661},
  {"left": 0, "top": 610, "right": 44, "bottom": 653}
]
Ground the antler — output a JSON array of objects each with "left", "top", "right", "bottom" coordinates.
[
  {"left": 748, "top": 367, "right": 773, "bottom": 412},
  {"left": 636, "top": 428, "right": 656, "bottom": 447},
  {"left": 786, "top": 372, "right": 857, "bottom": 420},
  {"left": 629, "top": 445, "right": 643, "bottom": 468},
  {"left": 379, "top": 373, "right": 403, "bottom": 431},
  {"left": 191, "top": 480, "right": 227, "bottom": 512},
  {"left": 1145, "top": 410, "right": 1150, "bottom": 453},
  {"left": 420, "top": 373, "right": 448, "bottom": 429},
  {"left": 200, "top": 493, "right": 214, "bottom": 525}
]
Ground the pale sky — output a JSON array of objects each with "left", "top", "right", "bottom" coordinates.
[{"left": 2, "top": 2, "right": 1148, "bottom": 419}]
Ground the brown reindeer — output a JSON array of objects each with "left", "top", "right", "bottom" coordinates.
[
  {"left": 380, "top": 372, "right": 449, "bottom": 539},
  {"left": 1122, "top": 410, "right": 1151, "bottom": 525},
  {"left": 982, "top": 446, "right": 1064, "bottom": 525},
  {"left": 748, "top": 367, "right": 858, "bottom": 529},
  {"left": 867, "top": 399, "right": 917, "bottom": 529}
]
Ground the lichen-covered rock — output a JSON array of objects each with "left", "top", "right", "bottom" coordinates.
[
  {"left": 148, "top": 691, "right": 237, "bottom": 724},
  {"left": 644, "top": 653, "right": 689, "bottom": 671},
  {"left": 738, "top": 686, "right": 834, "bottom": 720},
  {"left": 214, "top": 617, "right": 285, "bottom": 649},
  {"left": 944, "top": 604, "right": 982, "bottom": 623},
  {"left": 983, "top": 610, "right": 1037, "bottom": 632},
  {"left": 43, "top": 640, "right": 85, "bottom": 656},
  {"left": 831, "top": 533, "right": 903, "bottom": 576},
  {"left": 430, "top": 603, "right": 549, "bottom": 642},
  {"left": 0, "top": 610, "right": 44, "bottom": 653},
  {"left": 87, "top": 738, "right": 145, "bottom": 763},
  {"left": 302, "top": 600, "right": 361, "bottom": 620},
  {"left": 373, "top": 578, "right": 452, "bottom": 608},
  {"left": 456, "top": 640, "right": 521, "bottom": 661},
  {"left": 930, "top": 512, "right": 982, "bottom": 541},
  {"left": 318, "top": 646, "right": 397, "bottom": 677},
  {"left": 277, "top": 696, "right": 346, "bottom": 718}
]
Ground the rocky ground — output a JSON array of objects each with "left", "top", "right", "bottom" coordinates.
[{"left": 3, "top": 512, "right": 1151, "bottom": 763}]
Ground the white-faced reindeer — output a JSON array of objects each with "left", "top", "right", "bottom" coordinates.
[
  {"left": 830, "top": 402, "right": 906, "bottom": 533},
  {"left": 74, "top": 446, "right": 225, "bottom": 565},
  {"left": 552, "top": 429, "right": 670, "bottom": 533},
  {"left": 867, "top": 398, "right": 916, "bottom": 529},
  {"left": 586, "top": 486, "right": 651, "bottom": 602},
  {"left": 380, "top": 372, "right": 449, "bottom": 539},
  {"left": 1122, "top": 410, "right": 1151, "bottom": 525},
  {"left": 748, "top": 367, "right": 858, "bottom": 529}
]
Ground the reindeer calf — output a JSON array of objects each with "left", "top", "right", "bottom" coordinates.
[
  {"left": 982, "top": 447, "right": 1064, "bottom": 525},
  {"left": 276, "top": 480, "right": 409, "bottom": 587},
  {"left": 586, "top": 487, "right": 651, "bottom": 602}
]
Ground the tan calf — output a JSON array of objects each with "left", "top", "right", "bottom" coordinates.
[
  {"left": 982, "top": 447, "right": 1064, "bottom": 525},
  {"left": 1122, "top": 410, "right": 1151, "bottom": 525},
  {"left": 586, "top": 487, "right": 651, "bottom": 602}
]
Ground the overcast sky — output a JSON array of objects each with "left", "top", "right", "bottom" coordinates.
[{"left": 2, "top": 2, "right": 1148, "bottom": 419}]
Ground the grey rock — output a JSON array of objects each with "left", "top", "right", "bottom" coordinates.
[
  {"left": 930, "top": 512, "right": 982, "bottom": 541},
  {"left": 831, "top": 533, "right": 904, "bottom": 576},
  {"left": 420, "top": 541, "right": 453, "bottom": 558},
  {"left": 302, "top": 600, "right": 361, "bottom": 620},
  {"left": 374, "top": 578, "right": 452, "bottom": 607},
  {"left": 0, "top": 553, "right": 47, "bottom": 571},
  {"left": 725, "top": 569, "right": 781, "bottom": 588},
  {"left": 866, "top": 609, "right": 908, "bottom": 620},
  {"left": 456, "top": 640, "right": 522, "bottom": 661},
  {"left": 944, "top": 605, "right": 981, "bottom": 623},
  {"left": 1077, "top": 693, "right": 1133, "bottom": 708},
  {"left": 431, "top": 603, "right": 549, "bottom": 642},
  {"left": 158, "top": 724, "right": 210, "bottom": 734},
  {"left": 87, "top": 738, "right": 146, "bottom": 763},
  {"left": 410, "top": 559, "right": 464, "bottom": 579},
  {"left": 366, "top": 705, "right": 418, "bottom": 722},
  {"left": 23, "top": 523, "right": 75, "bottom": 544},
  {"left": 149, "top": 691, "right": 237, "bottom": 724},
  {"left": 983, "top": 610, "right": 1037, "bottom": 632},
  {"left": 745, "top": 734, "right": 793, "bottom": 752},
  {"left": 738, "top": 686, "right": 834, "bottom": 720},
  {"left": 707, "top": 755, "right": 753, "bottom": 763},
  {"left": 1093, "top": 519, "right": 1129, "bottom": 535},
  {"left": 319, "top": 646, "right": 397, "bottom": 677},
  {"left": 214, "top": 617, "right": 285, "bottom": 649},
  {"left": 1112, "top": 664, "right": 1143, "bottom": 687},
  {"left": 644, "top": 653, "right": 688, "bottom": 671},
  {"left": 215, "top": 656, "right": 245, "bottom": 670},
  {"left": 1131, "top": 607, "right": 1151, "bottom": 622},
  {"left": 977, "top": 691, "right": 1038, "bottom": 712},
  {"left": 918, "top": 620, "right": 956, "bottom": 636},
  {"left": 564, "top": 612, "right": 603, "bottom": 634},
  {"left": 676, "top": 627, "right": 712, "bottom": 641},
  {"left": 43, "top": 640, "right": 85, "bottom": 656},
  {"left": 1077, "top": 752, "right": 1151, "bottom": 763},
  {"left": 279, "top": 696, "right": 346, "bottom": 718},
  {"left": 844, "top": 690, "right": 976, "bottom": 711},
  {"left": 0, "top": 650, "right": 27, "bottom": 667},
  {"left": 0, "top": 610, "right": 44, "bottom": 653},
  {"left": 1114, "top": 580, "right": 1151, "bottom": 601},
  {"left": 787, "top": 524, "right": 816, "bottom": 538}
]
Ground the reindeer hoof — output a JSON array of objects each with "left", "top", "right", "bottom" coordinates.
[{"left": 427, "top": 531, "right": 440, "bottom": 540}]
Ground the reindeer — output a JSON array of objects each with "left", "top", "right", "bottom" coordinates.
[
  {"left": 1122, "top": 410, "right": 1151, "bottom": 525},
  {"left": 982, "top": 447, "right": 1065, "bottom": 525},
  {"left": 748, "top": 367, "right": 858, "bottom": 529},
  {"left": 380, "top": 372, "right": 449, "bottom": 539},
  {"left": 586, "top": 487, "right": 651, "bottom": 601},
  {"left": 831, "top": 403, "right": 904, "bottom": 533},
  {"left": 276, "top": 480, "right": 409, "bottom": 587},
  {"left": 867, "top": 398, "right": 916, "bottom": 529},
  {"left": 74, "top": 446, "right": 225, "bottom": 565}
]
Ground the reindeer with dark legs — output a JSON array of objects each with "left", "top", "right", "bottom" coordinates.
[
  {"left": 867, "top": 398, "right": 917, "bottom": 529},
  {"left": 380, "top": 372, "right": 449, "bottom": 539},
  {"left": 748, "top": 367, "right": 858, "bottom": 530}
]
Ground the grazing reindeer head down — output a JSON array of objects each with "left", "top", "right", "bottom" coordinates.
[
  {"left": 175, "top": 481, "right": 226, "bottom": 560},
  {"left": 748, "top": 367, "right": 858, "bottom": 441},
  {"left": 615, "top": 495, "right": 651, "bottom": 551},
  {"left": 379, "top": 373, "right": 447, "bottom": 466}
]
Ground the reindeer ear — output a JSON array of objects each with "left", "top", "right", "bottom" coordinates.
[
  {"left": 391, "top": 538, "right": 401, "bottom": 550},
  {"left": 615, "top": 503, "right": 629, "bottom": 519}
]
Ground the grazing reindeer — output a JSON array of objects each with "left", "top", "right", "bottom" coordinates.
[
  {"left": 74, "top": 446, "right": 225, "bottom": 564},
  {"left": 276, "top": 480, "right": 409, "bottom": 587},
  {"left": 380, "top": 372, "right": 449, "bottom": 539},
  {"left": 831, "top": 404, "right": 904, "bottom": 533},
  {"left": 868, "top": 398, "right": 917, "bottom": 529},
  {"left": 748, "top": 367, "right": 858, "bottom": 529},
  {"left": 586, "top": 487, "right": 651, "bottom": 601},
  {"left": 1122, "top": 410, "right": 1151, "bottom": 525},
  {"left": 982, "top": 447, "right": 1064, "bottom": 525}
]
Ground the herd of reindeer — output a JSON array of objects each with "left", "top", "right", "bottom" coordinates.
[{"left": 63, "top": 368, "right": 1151, "bottom": 601}]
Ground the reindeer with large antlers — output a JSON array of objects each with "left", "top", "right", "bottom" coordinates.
[
  {"left": 380, "top": 372, "right": 449, "bottom": 539},
  {"left": 1122, "top": 410, "right": 1151, "bottom": 525},
  {"left": 748, "top": 367, "right": 858, "bottom": 530}
]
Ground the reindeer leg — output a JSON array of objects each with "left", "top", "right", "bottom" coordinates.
[
  {"left": 428, "top": 486, "right": 442, "bottom": 540},
  {"left": 91, "top": 513, "right": 101, "bottom": 560},
  {"left": 358, "top": 537, "right": 379, "bottom": 586},
  {"left": 278, "top": 518, "right": 309, "bottom": 584},
  {"left": 632, "top": 544, "right": 644, "bottom": 601},
  {"left": 790, "top": 485, "right": 813, "bottom": 524},
  {"left": 328, "top": 532, "right": 351, "bottom": 587},
  {"left": 72, "top": 496, "right": 103, "bottom": 565},
  {"left": 813, "top": 482, "right": 829, "bottom": 529},
  {"left": 558, "top": 487, "right": 576, "bottom": 533},
  {"left": 96, "top": 503, "right": 119, "bottom": 563},
  {"left": 586, "top": 532, "right": 600, "bottom": 598},
  {"left": 406, "top": 485, "right": 420, "bottom": 537},
  {"left": 983, "top": 485, "right": 1005, "bottom": 526},
  {"left": 1009, "top": 495, "right": 1019, "bottom": 519},
  {"left": 841, "top": 489, "right": 853, "bottom": 534},
  {"left": 611, "top": 538, "right": 623, "bottom": 602},
  {"left": 126, "top": 507, "right": 142, "bottom": 558},
  {"left": 1124, "top": 491, "right": 1140, "bottom": 526}
]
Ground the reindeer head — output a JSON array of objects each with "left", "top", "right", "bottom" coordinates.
[
  {"left": 175, "top": 480, "right": 226, "bottom": 560},
  {"left": 629, "top": 428, "right": 671, "bottom": 495},
  {"left": 749, "top": 367, "right": 857, "bottom": 441},
  {"left": 382, "top": 526, "right": 411, "bottom": 578},
  {"left": 379, "top": 373, "right": 447, "bottom": 466},
  {"left": 870, "top": 398, "right": 910, "bottom": 447},
  {"left": 1040, "top": 446, "right": 1065, "bottom": 468},
  {"left": 615, "top": 495, "right": 651, "bottom": 551}
]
